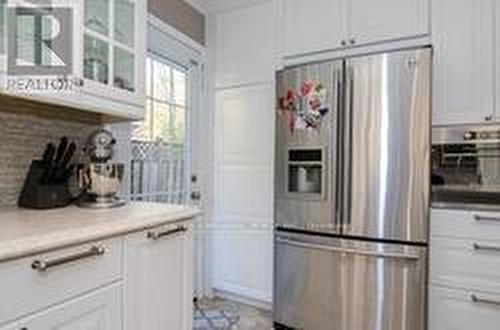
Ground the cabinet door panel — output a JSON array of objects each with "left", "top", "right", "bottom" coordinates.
[
  {"left": 124, "top": 224, "right": 193, "bottom": 330},
  {"left": 432, "top": 0, "right": 495, "bottom": 125},
  {"left": 347, "top": 0, "right": 429, "bottom": 45},
  {"left": 215, "top": 1, "right": 276, "bottom": 87},
  {"left": 429, "top": 285, "right": 500, "bottom": 330},
  {"left": 1, "top": 283, "right": 122, "bottom": 330},
  {"left": 282, "top": 0, "right": 345, "bottom": 57}
]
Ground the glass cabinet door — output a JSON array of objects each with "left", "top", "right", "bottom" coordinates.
[
  {"left": 83, "top": 0, "right": 136, "bottom": 93},
  {"left": 114, "top": 0, "right": 135, "bottom": 47},
  {"left": 113, "top": 46, "right": 134, "bottom": 91},
  {"left": 84, "top": 35, "right": 109, "bottom": 84},
  {"left": 84, "top": 0, "right": 109, "bottom": 36}
]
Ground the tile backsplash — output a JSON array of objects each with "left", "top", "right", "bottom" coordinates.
[{"left": 0, "top": 110, "right": 101, "bottom": 207}]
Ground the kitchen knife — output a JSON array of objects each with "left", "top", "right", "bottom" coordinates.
[
  {"left": 60, "top": 142, "right": 76, "bottom": 170},
  {"left": 39, "top": 143, "right": 56, "bottom": 184},
  {"left": 56, "top": 142, "right": 76, "bottom": 182},
  {"left": 41, "top": 143, "right": 55, "bottom": 165},
  {"left": 54, "top": 136, "right": 68, "bottom": 165},
  {"left": 47, "top": 137, "right": 69, "bottom": 184}
]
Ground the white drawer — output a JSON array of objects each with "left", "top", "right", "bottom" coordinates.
[
  {"left": 0, "top": 282, "right": 122, "bottom": 330},
  {"left": 431, "top": 208, "right": 500, "bottom": 240},
  {"left": 429, "top": 285, "right": 500, "bottom": 330},
  {"left": 430, "top": 236, "right": 500, "bottom": 294},
  {"left": 0, "top": 238, "right": 123, "bottom": 325}
]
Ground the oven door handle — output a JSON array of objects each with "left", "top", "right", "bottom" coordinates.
[{"left": 276, "top": 238, "right": 420, "bottom": 261}]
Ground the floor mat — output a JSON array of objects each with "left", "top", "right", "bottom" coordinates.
[{"left": 193, "top": 297, "right": 273, "bottom": 330}]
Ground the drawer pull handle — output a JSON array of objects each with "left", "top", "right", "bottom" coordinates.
[
  {"left": 31, "top": 245, "right": 106, "bottom": 272},
  {"left": 471, "top": 293, "right": 500, "bottom": 306},
  {"left": 473, "top": 243, "right": 500, "bottom": 252},
  {"left": 473, "top": 215, "right": 500, "bottom": 222},
  {"left": 147, "top": 226, "right": 187, "bottom": 240}
]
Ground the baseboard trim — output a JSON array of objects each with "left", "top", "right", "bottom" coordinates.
[{"left": 213, "top": 287, "right": 272, "bottom": 311}]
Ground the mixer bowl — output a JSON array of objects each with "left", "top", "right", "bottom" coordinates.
[{"left": 78, "top": 163, "right": 125, "bottom": 197}]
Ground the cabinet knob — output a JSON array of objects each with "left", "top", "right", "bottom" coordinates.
[
  {"left": 485, "top": 114, "right": 493, "bottom": 122},
  {"left": 341, "top": 40, "right": 347, "bottom": 46},
  {"left": 349, "top": 37, "right": 356, "bottom": 45}
]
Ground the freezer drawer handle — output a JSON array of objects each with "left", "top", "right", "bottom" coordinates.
[
  {"left": 473, "top": 243, "right": 500, "bottom": 252},
  {"left": 31, "top": 245, "right": 106, "bottom": 273},
  {"left": 473, "top": 215, "right": 500, "bottom": 223},
  {"left": 470, "top": 293, "right": 500, "bottom": 306},
  {"left": 276, "top": 238, "right": 420, "bottom": 261}
]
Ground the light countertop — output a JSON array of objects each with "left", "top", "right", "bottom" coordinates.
[{"left": 0, "top": 202, "right": 201, "bottom": 262}]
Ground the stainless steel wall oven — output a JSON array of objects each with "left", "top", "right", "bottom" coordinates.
[{"left": 432, "top": 125, "right": 500, "bottom": 208}]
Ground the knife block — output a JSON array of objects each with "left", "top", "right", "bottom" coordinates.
[{"left": 18, "top": 160, "right": 73, "bottom": 209}]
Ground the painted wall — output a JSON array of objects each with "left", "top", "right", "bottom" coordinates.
[{"left": 148, "top": 0, "right": 206, "bottom": 45}]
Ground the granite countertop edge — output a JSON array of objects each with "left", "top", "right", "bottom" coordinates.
[{"left": 0, "top": 203, "right": 202, "bottom": 263}]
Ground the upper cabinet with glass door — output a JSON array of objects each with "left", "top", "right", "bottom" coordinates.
[
  {"left": 0, "top": 0, "right": 147, "bottom": 121},
  {"left": 82, "top": 0, "right": 147, "bottom": 119}
]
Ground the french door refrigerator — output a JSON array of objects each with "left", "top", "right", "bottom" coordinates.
[{"left": 273, "top": 47, "right": 431, "bottom": 330}]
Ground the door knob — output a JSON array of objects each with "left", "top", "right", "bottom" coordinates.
[{"left": 191, "top": 191, "right": 201, "bottom": 200}]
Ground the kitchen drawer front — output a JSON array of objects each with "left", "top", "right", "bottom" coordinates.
[
  {"left": 0, "top": 238, "right": 123, "bottom": 325},
  {"left": 0, "top": 282, "right": 122, "bottom": 330},
  {"left": 431, "top": 208, "right": 500, "bottom": 240},
  {"left": 430, "top": 236, "right": 500, "bottom": 294},
  {"left": 429, "top": 285, "right": 500, "bottom": 330}
]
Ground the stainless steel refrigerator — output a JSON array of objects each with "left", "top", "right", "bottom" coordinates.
[{"left": 273, "top": 47, "right": 431, "bottom": 330}]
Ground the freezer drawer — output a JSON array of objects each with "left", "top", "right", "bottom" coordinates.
[{"left": 273, "top": 232, "right": 427, "bottom": 330}]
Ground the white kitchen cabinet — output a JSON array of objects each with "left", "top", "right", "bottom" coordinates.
[
  {"left": 432, "top": 0, "right": 495, "bottom": 125},
  {"left": 282, "top": 0, "right": 346, "bottom": 57},
  {"left": 281, "top": 0, "right": 429, "bottom": 57},
  {"left": 347, "top": 0, "right": 429, "bottom": 46},
  {"left": 0, "top": 238, "right": 122, "bottom": 324},
  {"left": 0, "top": 0, "right": 147, "bottom": 120},
  {"left": 124, "top": 223, "right": 193, "bottom": 330},
  {"left": 429, "top": 285, "right": 500, "bottom": 330},
  {"left": 430, "top": 236, "right": 500, "bottom": 294},
  {"left": 214, "top": 0, "right": 276, "bottom": 88},
  {"left": 430, "top": 208, "right": 500, "bottom": 329},
  {"left": 1, "top": 283, "right": 122, "bottom": 330},
  {"left": 80, "top": 0, "right": 146, "bottom": 118}
]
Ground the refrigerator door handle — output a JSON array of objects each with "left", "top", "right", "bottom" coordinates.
[
  {"left": 334, "top": 69, "right": 343, "bottom": 228},
  {"left": 342, "top": 66, "right": 354, "bottom": 228},
  {"left": 275, "top": 237, "right": 421, "bottom": 261}
]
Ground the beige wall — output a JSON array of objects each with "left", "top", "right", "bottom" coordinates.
[{"left": 148, "top": 0, "right": 205, "bottom": 45}]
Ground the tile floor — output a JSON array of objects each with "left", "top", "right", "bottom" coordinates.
[{"left": 193, "top": 297, "right": 273, "bottom": 330}]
